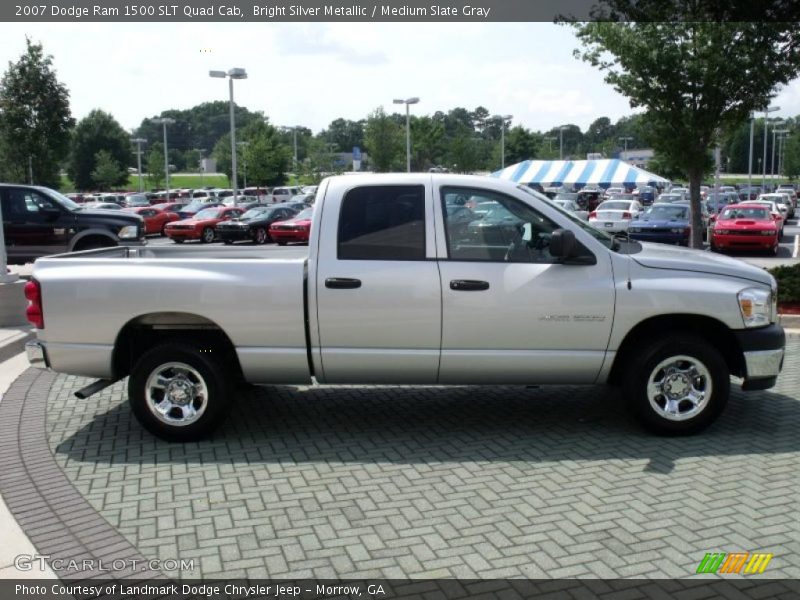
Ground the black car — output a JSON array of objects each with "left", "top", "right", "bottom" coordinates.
[
  {"left": 216, "top": 206, "right": 299, "bottom": 245},
  {"left": 1, "top": 184, "right": 145, "bottom": 264}
]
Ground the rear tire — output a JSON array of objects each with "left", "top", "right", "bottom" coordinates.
[
  {"left": 623, "top": 334, "right": 729, "bottom": 435},
  {"left": 128, "top": 342, "right": 232, "bottom": 442},
  {"left": 173, "top": 238, "right": 185, "bottom": 244},
  {"left": 253, "top": 227, "right": 268, "bottom": 245},
  {"left": 277, "top": 240, "right": 287, "bottom": 246}
]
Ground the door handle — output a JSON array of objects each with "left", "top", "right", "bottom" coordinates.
[
  {"left": 325, "top": 277, "right": 362, "bottom": 289},
  {"left": 450, "top": 279, "right": 490, "bottom": 291}
]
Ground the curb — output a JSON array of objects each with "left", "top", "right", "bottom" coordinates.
[{"left": 0, "top": 328, "right": 33, "bottom": 365}]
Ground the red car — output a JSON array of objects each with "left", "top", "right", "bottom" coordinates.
[
  {"left": 269, "top": 207, "right": 313, "bottom": 245},
  {"left": 165, "top": 206, "right": 244, "bottom": 244},
  {"left": 122, "top": 206, "right": 180, "bottom": 236},
  {"left": 710, "top": 203, "right": 780, "bottom": 256},
  {"left": 151, "top": 201, "right": 189, "bottom": 213}
]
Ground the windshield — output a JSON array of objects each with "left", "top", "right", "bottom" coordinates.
[
  {"left": 42, "top": 187, "right": 81, "bottom": 211},
  {"left": 194, "top": 208, "right": 222, "bottom": 219},
  {"left": 242, "top": 208, "right": 271, "bottom": 219},
  {"left": 293, "top": 208, "right": 313, "bottom": 220},
  {"left": 518, "top": 184, "right": 617, "bottom": 250},
  {"left": 643, "top": 205, "right": 688, "bottom": 219},
  {"left": 722, "top": 207, "right": 769, "bottom": 220}
]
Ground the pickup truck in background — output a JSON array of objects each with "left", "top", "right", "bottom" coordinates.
[{"left": 25, "top": 174, "right": 785, "bottom": 441}]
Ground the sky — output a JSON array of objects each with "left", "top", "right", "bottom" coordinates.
[{"left": 1, "top": 22, "right": 800, "bottom": 137}]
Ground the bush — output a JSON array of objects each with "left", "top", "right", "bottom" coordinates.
[{"left": 769, "top": 263, "right": 800, "bottom": 303}]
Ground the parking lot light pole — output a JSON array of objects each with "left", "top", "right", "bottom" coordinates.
[
  {"left": 559, "top": 126, "right": 569, "bottom": 160},
  {"left": 237, "top": 141, "right": 248, "bottom": 191},
  {"left": 771, "top": 124, "right": 786, "bottom": 180},
  {"left": 152, "top": 118, "right": 175, "bottom": 196},
  {"left": 762, "top": 106, "right": 780, "bottom": 187},
  {"left": 393, "top": 97, "right": 419, "bottom": 172},
  {"left": 748, "top": 112, "right": 755, "bottom": 191},
  {"left": 132, "top": 138, "right": 146, "bottom": 192},
  {"left": 618, "top": 136, "right": 633, "bottom": 158},
  {"left": 489, "top": 114, "right": 513, "bottom": 169},
  {"left": 211, "top": 68, "right": 248, "bottom": 195}
]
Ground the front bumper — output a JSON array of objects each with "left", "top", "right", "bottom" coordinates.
[
  {"left": 26, "top": 340, "right": 48, "bottom": 370},
  {"left": 166, "top": 229, "right": 201, "bottom": 240},
  {"left": 217, "top": 228, "right": 251, "bottom": 241},
  {"left": 735, "top": 324, "right": 785, "bottom": 390},
  {"left": 629, "top": 231, "right": 687, "bottom": 245}
]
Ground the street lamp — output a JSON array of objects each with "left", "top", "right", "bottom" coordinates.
[
  {"left": 772, "top": 126, "right": 788, "bottom": 179},
  {"left": 747, "top": 111, "right": 756, "bottom": 191},
  {"left": 619, "top": 136, "right": 633, "bottom": 157},
  {"left": 544, "top": 136, "right": 556, "bottom": 154},
  {"left": 210, "top": 67, "right": 248, "bottom": 195},
  {"left": 489, "top": 114, "right": 513, "bottom": 169},
  {"left": 558, "top": 125, "right": 569, "bottom": 160},
  {"left": 761, "top": 106, "right": 780, "bottom": 187},
  {"left": 778, "top": 133, "right": 791, "bottom": 175},
  {"left": 132, "top": 137, "right": 146, "bottom": 192},
  {"left": 393, "top": 97, "right": 420, "bottom": 172},
  {"left": 152, "top": 117, "right": 175, "bottom": 195}
]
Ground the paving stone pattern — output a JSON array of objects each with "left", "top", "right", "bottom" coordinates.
[{"left": 45, "top": 339, "right": 800, "bottom": 579}]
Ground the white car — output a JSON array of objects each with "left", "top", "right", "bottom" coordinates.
[
  {"left": 604, "top": 186, "right": 624, "bottom": 198},
  {"left": 552, "top": 199, "right": 589, "bottom": 221},
  {"left": 757, "top": 194, "right": 790, "bottom": 219},
  {"left": 589, "top": 200, "right": 643, "bottom": 232},
  {"left": 748, "top": 200, "right": 785, "bottom": 237}
]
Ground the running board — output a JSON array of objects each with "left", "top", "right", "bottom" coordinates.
[{"left": 74, "top": 378, "right": 120, "bottom": 399}]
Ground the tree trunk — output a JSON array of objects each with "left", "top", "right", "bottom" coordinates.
[{"left": 688, "top": 168, "right": 704, "bottom": 249}]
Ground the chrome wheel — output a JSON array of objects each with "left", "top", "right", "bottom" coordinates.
[
  {"left": 201, "top": 228, "right": 215, "bottom": 243},
  {"left": 646, "top": 355, "right": 712, "bottom": 421},
  {"left": 144, "top": 362, "right": 208, "bottom": 426}
]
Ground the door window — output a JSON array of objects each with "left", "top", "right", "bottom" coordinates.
[
  {"left": 337, "top": 185, "right": 426, "bottom": 260},
  {"left": 441, "top": 187, "right": 561, "bottom": 263},
  {"left": 5, "top": 189, "right": 60, "bottom": 219}
]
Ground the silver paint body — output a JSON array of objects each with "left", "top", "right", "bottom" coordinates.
[{"left": 30, "top": 174, "right": 779, "bottom": 385}]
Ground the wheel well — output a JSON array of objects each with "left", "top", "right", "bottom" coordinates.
[
  {"left": 608, "top": 314, "right": 746, "bottom": 385},
  {"left": 112, "top": 313, "right": 242, "bottom": 380},
  {"left": 72, "top": 234, "right": 116, "bottom": 251}
]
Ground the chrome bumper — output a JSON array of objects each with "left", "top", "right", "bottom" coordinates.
[
  {"left": 25, "top": 340, "right": 48, "bottom": 370},
  {"left": 743, "top": 348, "right": 784, "bottom": 379}
]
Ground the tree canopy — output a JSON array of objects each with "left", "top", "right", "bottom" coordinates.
[
  {"left": 0, "top": 38, "right": 74, "bottom": 188},
  {"left": 68, "top": 109, "right": 131, "bottom": 190}
]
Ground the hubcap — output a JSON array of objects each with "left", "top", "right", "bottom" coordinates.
[
  {"left": 144, "top": 362, "right": 208, "bottom": 426},
  {"left": 646, "top": 355, "right": 712, "bottom": 421}
]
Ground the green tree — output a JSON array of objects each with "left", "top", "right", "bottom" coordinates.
[
  {"left": 147, "top": 144, "right": 165, "bottom": 190},
  {"left": 573, "top": 16, "right": 800, "bottom": 247},
  {"left": 90, "top": 150, "right": 126, "bottom": 191},
  {"left": 411, "top": 116, "right": 445, "bottom": 170},
  {"left": 505, "top": 126, "right": 541, "bottom": 165},
  {"left": 447, "top": 125, "right": 481, "bottom": 173},
  {"left": 301, "top": 137, "right": 340, "bottom": 183},
  {"left": 240, "top": 121, "right": 291, "bottom": 186},
  {"left": 783, "top": 134, "right": 800, "bottom": 181},
  {"left": 0, "top": 38, "right": 74, "bottom": 188},
  {"left": 68, "top": 109, "right": 131, "bottom": 190},
  {"left": 363, "top": 106, "right": 404, "bottom": 172},
  {"left": 321, "top": 118, "right": 364, "bottom": 152}
]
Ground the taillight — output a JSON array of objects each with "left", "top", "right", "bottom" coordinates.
[
  {"left": 622, "top": 212, "right": 632, "bottom": 219},
  {"left": 24, "top": 279, "right": 44, "bottom": 329},
  {"left": 589, "top": 211, "right": 597, "bottom": 219}
]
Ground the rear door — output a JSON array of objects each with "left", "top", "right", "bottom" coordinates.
[{"left": 314, "top": 182, "right": 442, "bottom": 383}]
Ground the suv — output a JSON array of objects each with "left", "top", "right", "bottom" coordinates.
[{"left": 1, "top": 184, "right": 145, "bottom": 264}]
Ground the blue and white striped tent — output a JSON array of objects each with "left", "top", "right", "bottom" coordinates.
[{"left": 491, "top": 159, "right": 669, "bottom": 189}]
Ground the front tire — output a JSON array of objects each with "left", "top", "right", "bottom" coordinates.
[
  {"left": 128, "top": 342, "right": 232, "bottom": 442},
  {"left": 201, "top": 227, "right": 215, "bottom": 244},
  {"left": 623, "top": 334, "right": 729, "bottom": 435},
  {"left": 253, "top": 227, "right": 268, "bottom": 245}
]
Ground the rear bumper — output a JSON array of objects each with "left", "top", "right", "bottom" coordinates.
[{"left": 735, "top": 324, "right": 785, "bottom": 389}]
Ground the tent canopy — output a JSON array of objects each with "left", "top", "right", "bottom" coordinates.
[{"left": 491, "top": 159, "right": 669, "bottom": 189}]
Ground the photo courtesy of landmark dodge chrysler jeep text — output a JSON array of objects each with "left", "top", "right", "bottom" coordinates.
[{"left": 24, "top": 174, "right": 785, "bottom": 441}]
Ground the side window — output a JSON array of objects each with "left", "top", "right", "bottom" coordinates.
[
  {"left": 441, "top": 186, "right": 561, "bottom": 263},
  {"left": 338, "top": 185, "right": 426, "bottom": 261},
  {"left": 6, "top": 189, "right": 59, "bottom": 217}
]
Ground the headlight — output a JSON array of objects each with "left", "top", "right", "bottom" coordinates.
[
  {"left": 760, "top": 229, "right": 776, "bottom": 236},
  {"left": 715, "top": 229, "right": 729, "bottom": 235},
  {"left": 629, "top": 227, "right": 640, "bottom": 233},
  {"left": 738, "top": 287, "right": 773, "bottom": 328},
  {"left": 118, "top": 225, "right": 138, "bottom": 239},
  {"left": 670, "top": 228, "right": 683, "bottom": 233}
]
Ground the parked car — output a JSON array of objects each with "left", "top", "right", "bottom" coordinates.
[
  {"left": 273, "top": 198, "right": 312, "bottom": 211},
  {"left": 738, "top": 186, "right": 761, "bottom": 201},
  {"left": 710, "top": 204, "right": 780, "bottom": 256},
  {"left": 552, "top": 199, "right": 589, "bottom": 221},
  {"left": 628, "top": 203, "right": 690, "bottom": 245},
  {"left": 603, "top": 186, "right": 624, "bottom": 199},
  {"left": 576, "top": 189, "right": 603, "bottom": 211},
  {"left": 589, "top": 199, "right": 643, "bottom": 233},
  {"left": 1, "top": 184, "right": 145, "bottom": 264},
  {"left": 124, "top": 193, "right": 151, "bottom": 208},
  {"left": 24, "top": 174, "right": 785, "bottom": 442},
  {"left": 151, "top": 201, "right": 188, "bottom": 213},
  {"left": 635, "top": 186, "right": 656, "bottom": 204},
  {"left": 269, "top": 186, "right": 303, "bottom": 204},
  {"left": 164, "top": 206, "right": 244, "bottom": 243},
  {"left": 657, "top": 193, "right": 686, "bottom": 203},
  {"left": 758, "top": 193, "right": 793, "bottom": 219},
  {"left": 747, "top": 200, "right": 786, "bottom": 237},
  {"left": 216, "top": 206, "right": 299, "bottom": 245},
  {"left": 301, "top": 185, "right": 318, "bottom": 195},
  {"left": 176, "top": 200, "right": 223, "bottom": 220},
  {"left": 706, "top": 192, "right": 739, "bottom": 213},
  {"left": 122, "top": 206, "right": 180, "bottom": 236},
  {"left": 268, "top": 207, "right": 314, "bottom": 245}
]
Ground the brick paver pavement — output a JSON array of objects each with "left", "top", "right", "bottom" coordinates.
[{"left": 39, "top": 338, "right": 800, "bottom": 580}]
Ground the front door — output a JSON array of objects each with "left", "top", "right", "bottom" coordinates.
[
  {"left": 436, "top": 185, "right": 615, "bottom": 384},
  {"left": 1, "top": 187, "right": 71, "bottom": 263}
]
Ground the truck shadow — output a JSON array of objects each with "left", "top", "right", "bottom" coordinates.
[{"left": 53, "top": 382, "right": 800, "bottom": 473}]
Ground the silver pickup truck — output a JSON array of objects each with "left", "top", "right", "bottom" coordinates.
[{"left": 25, "top": 174, "right": 785, "bottom": 441}]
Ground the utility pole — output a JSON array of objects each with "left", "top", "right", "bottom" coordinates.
[{"left": 132, "top": 138, "right": 146, "bottom": 192}]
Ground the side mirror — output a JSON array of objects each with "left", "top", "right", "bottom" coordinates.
[
  {"left": 549, "top": 229, "right": 576, "bottom": 259},
  {"left": 41, "top": 207, "right": 61, "bottom": 221}
]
